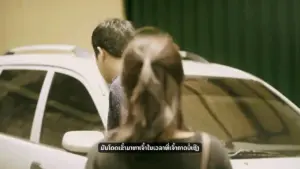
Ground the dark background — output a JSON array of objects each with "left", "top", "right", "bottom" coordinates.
[{"left": 125, "top": 0, "right": 300, "bottom": 107}]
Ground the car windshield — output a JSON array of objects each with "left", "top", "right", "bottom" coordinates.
[{"left": 182, "top": 77, "right": 300, "bottom": 158}]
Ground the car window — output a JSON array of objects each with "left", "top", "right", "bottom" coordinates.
[
  {"left": 182, "top": 77, "right": 300, "bottom": 146},
  {"left": 40, "top": 72, "right": 103, "bottom": 148},
  {"left": 0, "top": 69, "right": 46, "bottom": 139}
]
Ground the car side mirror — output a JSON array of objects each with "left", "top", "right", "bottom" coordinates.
[{"left": 62, "top": 130, "right": 104, "bottom": 154}]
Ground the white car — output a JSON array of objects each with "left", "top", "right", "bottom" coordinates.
[{"left": 0, "top": 44, "right": 300, "bottom": 169}]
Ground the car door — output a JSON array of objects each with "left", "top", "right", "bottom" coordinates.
[
  {"left": 0, "top": 67, "right": 52, "bottom": 169},
  {"left": 25, "top": 69, "right": 105, "bottom": 169},
  {"left": 0, "top": 65, "right": 105, "bottom": 169}
]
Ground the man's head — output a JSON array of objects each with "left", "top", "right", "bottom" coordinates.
[{"left": 91, "top": 18, "right": 135, "bottom": 83}]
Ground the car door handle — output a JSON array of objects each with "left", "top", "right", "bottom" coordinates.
[{"left": 30, "top": 161, "right": 43, "bottom": 169}]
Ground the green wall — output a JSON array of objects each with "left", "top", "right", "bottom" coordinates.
[{"left": 125, "top": 0, "right": 300, "bottom": 106}]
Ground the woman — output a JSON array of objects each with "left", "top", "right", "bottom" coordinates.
[{"left": 86, "top": 27, "right": 232, "bottom": 169}]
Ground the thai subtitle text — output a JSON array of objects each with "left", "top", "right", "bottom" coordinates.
[{"left": 98, "top": 142, "right": 202, "bottom": 153}]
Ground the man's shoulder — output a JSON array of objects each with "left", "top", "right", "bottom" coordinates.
[
  {"left": 109, "top": 76, "right": 123, "bottom": 97},
  {"left": 110, "top": 76, "right": 122, "bottom": 91}
]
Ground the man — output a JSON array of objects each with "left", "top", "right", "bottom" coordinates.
[{"left": 91, "top": 18, "right": 135, "bottom": 129}]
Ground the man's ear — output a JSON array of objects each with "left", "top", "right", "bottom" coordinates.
[{"left": 97, "top": 47, "right": 106, "bottom": 62}]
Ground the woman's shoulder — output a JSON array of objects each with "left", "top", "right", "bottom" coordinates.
[
  {"left": 86, "top": 141, "right": 123, "bottom": 169},
  {"left": 193, "top": 132, "right": 232, "bottom": 169},
  {"left": 192, "top": 131, "right": 220, "bottom": 142},
  {"left": 192, "top": 132, "right": 228, "bottom": 155}
]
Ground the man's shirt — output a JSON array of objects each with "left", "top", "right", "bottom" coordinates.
[{"left": 108, "top": 76, "right": 124, "bottom": 129}]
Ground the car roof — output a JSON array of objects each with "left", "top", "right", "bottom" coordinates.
[
  {"left": 0, "top": 54, "right": 258, "bottom": 81},
  {"left": 0, "top": 54, "right": 97, "bottom": 71},
  {"left": 182, "top": 61, "right": 257, "bottom": 80}
]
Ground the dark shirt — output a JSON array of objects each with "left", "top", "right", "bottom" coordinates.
[
  {"left": 85, "top": 132, "right": 232, "bottom": 169},
  {"left": 108, "top": 76, "right": 124, "bottom": 129}
]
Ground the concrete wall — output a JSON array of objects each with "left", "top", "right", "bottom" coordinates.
[{"left": 0, "top": 0, "right": 125, "bottom": 53}]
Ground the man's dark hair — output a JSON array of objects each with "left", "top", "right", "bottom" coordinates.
[{"left": 91, "top": 18, "right": 135, "bottom": 58}]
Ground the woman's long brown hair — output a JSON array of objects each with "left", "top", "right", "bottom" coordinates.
[{"left": 106, "top": 27, "right": 188, "bottom": 142}]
